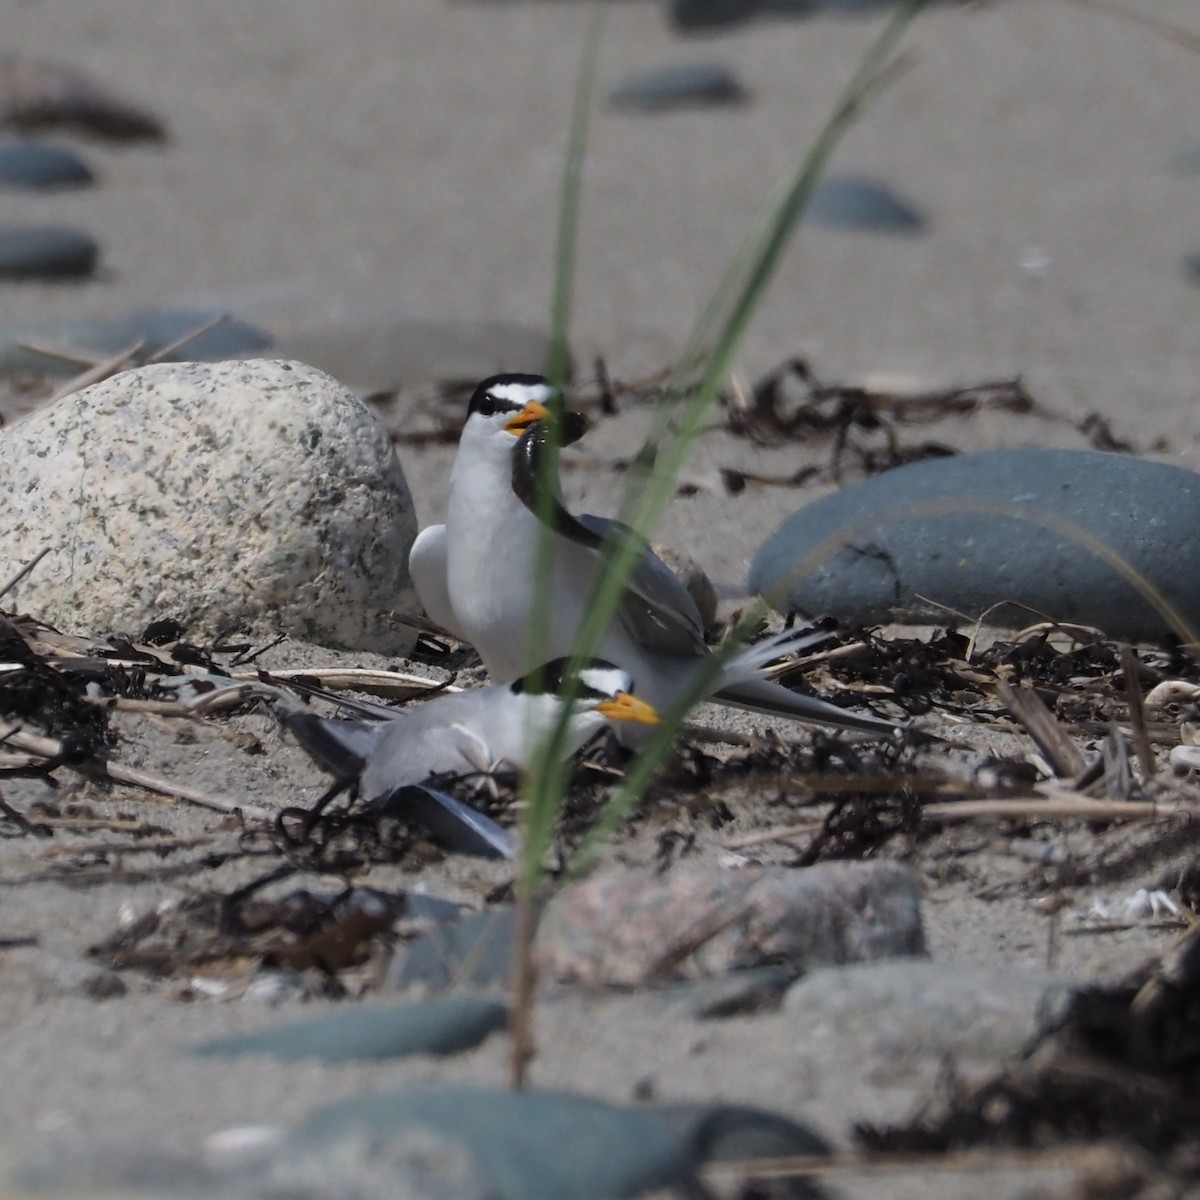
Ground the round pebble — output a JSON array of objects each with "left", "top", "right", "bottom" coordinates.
[
  {"left": 191, "top": 995, "right": 508, "bottom": 1063},
  {"left": 804, "top": 174, "right": 928, "bottom": 234},
  {"left": 609, "top": 63, "right": 748, "bottom": 112},
  {"left": 0, "top": 225, "right": 99, "bottom": 278},
  {"left": 288, "top": 1086, "right": 694, "bottom": 1200},
  {"left": 0, "top": 140, "right": 93, "bottom": 189},
  {"left": 749, "top": 447, "right": 1200, "bottom": 643}
]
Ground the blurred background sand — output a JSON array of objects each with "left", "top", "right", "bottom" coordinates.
[{"left": 3, "top": 0, "right": 1197, "bottom": 445}]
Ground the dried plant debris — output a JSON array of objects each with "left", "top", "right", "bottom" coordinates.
[
  {"left": 857, "top": 925, "right": 1200, "bottom": 1188},
  {"left": 717, "top": 359, "right": 1165, "bottom": 489},
  {"left": 92, "top": 880, "right": 402, "bottom": 986},
  {"left": 3, "top": 603, "right": 1200, "bottom": 990},
  {"left": 0, "top": 52, "right": 167, "bottom": 140}
]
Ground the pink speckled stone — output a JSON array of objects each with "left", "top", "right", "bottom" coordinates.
[{"left": 537, "top": 860, "right": 925, "bottom": 987}]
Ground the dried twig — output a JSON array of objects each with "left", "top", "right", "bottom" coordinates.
[
  {"left": 993, "top": 679, "right": 1089, "bottom": 779},
  {"left": 47, "top": 340, "right": 145, "bottom": 404},
  {"left": 0, "top": 547, "right": 52, "bottom": 602},
  {"left": 229, "top": 666, "right": 457, "bottom": 698},
  {"left": 0, "top": 719, "right": 268, "bottom": 820},
  {"left": 919, "top": 796, "right": 1174, "bottom": 822},
  {"left": 1120, "top": 646, "right": 1157, "bottom": 779},
  {"left": 145, "top": 314, "right": 228, "bottom": 365}
]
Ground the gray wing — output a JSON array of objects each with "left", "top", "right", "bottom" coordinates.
[
  {"left": 576, "top": 513, "right": 707, "bottom": 658},
  {"left": 284, "top": 712, "right": 385, "bottom": 779}
]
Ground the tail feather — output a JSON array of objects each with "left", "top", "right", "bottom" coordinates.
[
  {"left": 714, "top": 676, "right": 900, "bottom": 735},
  {"left": 715, "top": 625, "right": 901, "bottom": 736},
  {"left": 718, "top": 625, "right": 837, "bottom": 688}
]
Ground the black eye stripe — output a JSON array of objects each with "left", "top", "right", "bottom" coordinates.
[
  {"left": 511, "top": 658, "right": 632, "bottom": 699},
  {"left": 467, "top": 373, "right": 555, "bottom": 421}
]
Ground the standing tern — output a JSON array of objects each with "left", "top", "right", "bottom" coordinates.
[{"left": 408, "top": 374, "right": 901, "bottom": 736}]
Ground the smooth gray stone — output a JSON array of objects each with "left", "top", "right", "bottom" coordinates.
[
  {"left": 387, "top": 905, "right": 518, "bottom": 993},
  {"left": 15, "top": 1149, "right": 220, "bottom": 1197},
  {"left": 803, "top": 174, "right": 927, "bottom": 233},
  {"left": 668, "top": 0, "right": 758, "bottom": 28},
  {"left": 190, "top": 994, "right": 507, "bottom": 1062},
  {"left": 609, "top": 63, "right": 748, "bottom": 111},
  {"left": 265, "top": 1125, "right": 483, "bottom": 1200},
  {"left": 0, "top": 140, "right": 93, "bottom": 189},
  {"left": 286, "top": 1086, "right": 695, "bottom": 1200},
  {"left": 0, "top": 225, "right": 98, "bottom": 278},
  {"left": 783, "top": 961, "right": 1074, "bottom": 1075},
  {"left": 750, "top": 448, "right": 1200, "bottom": 643},
  {"left": 646, "top": 1101, "right": 831, "bottom": 1163},
  {"left": 0, "top": 307, "right": 273, "bottom": 376}
]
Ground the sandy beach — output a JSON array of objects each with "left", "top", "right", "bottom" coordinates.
[{"left": 1, "top": 1, "right": 1200, "bottom": 1196}]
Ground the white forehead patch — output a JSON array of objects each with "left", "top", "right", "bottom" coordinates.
[
  {"left": 578, "top": 664, "right": 636, "bottom": 699},
  {"left": 488, "top": 381, "right": 557, "bottom": 409}
]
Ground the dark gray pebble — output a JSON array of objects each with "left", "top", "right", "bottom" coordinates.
[
  {"left": 0, "top": 140, "right": 93, "bottom": 189},
  {"left": 646, "top": 1101, "right": 831, "bottom": 1163},
  {"left": 0, "top": 307, "right": 273, "bottom": 376},
  {"left": 749, "top": 447, "right": 1200, "bottom": 643},
  {"left": 668, "top": 0, "right": 758, "bottom": 29},
  {"left": 609, "top": 63, "right": 748, "bottom": 112},
  {"left": 1184, "top": 252, "right": 1200, "bottom": 287},
  {"left": 189, "top": 994, "right": 507, "bottom": 1063},
  {"left": 0, "top": 225, "right": 98, "bottom": 278},
  {"left": 804, "top": 173, "right": 927, "bottom": 233},
  {"left": 286, "top": 1086, "right": 695, "bottom": 1200}
]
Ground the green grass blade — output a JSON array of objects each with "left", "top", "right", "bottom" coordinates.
[
  {"left": 521, "top": 0, "right": 927, "bottom": 893},
  {"left": 544, "top": 2, "right": 608, "bottom": 388}
]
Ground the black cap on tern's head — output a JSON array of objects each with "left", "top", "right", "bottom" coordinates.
[
  {"left": 465, "top": 374, "right": 588, "bottom": 443},
  {"left": 511, "top": 658, "right": 660, "bottom": 726}
]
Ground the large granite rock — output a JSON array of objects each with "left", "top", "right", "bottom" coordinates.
[
  {"left": 750, "top": 448, "right": 1200, "bottom": 643},
  {"left": 0, "top": 359, "right": 418, "bottom": 650}
]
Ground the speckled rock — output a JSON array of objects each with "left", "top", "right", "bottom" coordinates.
[
  {"left": 537, "top": 860, "right": 925, "bottom": 987},
  {"left": 0, "top": 359, "right": 419, "bottom": 651},
  {"left": 750, "top": 448, "right": 1200, "bottom": 643}
]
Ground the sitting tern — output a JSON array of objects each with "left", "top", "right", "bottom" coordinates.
[
  {"left": 409, "top": 374, "right": 900, "bottom": 736},
  {"left": 282, "top": 657, "right": 660, "bottom": 803}
]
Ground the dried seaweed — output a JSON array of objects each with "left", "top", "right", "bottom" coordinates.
[{"left": 717, "top": 359, "right": 1163, "bottom": 492}]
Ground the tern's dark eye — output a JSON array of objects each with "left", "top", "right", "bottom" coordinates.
[{"left": 473, "top": 393, "right": 499, "bottom": 418}]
